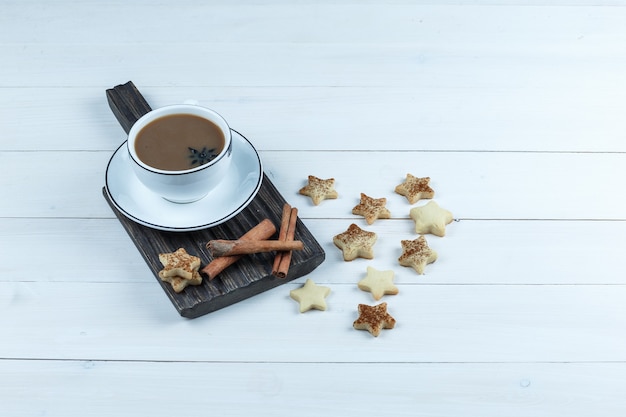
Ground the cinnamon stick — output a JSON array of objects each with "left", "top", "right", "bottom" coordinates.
[
  {"left": 272, "top": 203, "right": 292, "bottom": 273},
  {"left": 201, "top": 219, "right": 276, "bottom": 280},
  {"left": 208, "top": 239, "right": 303, "bottom": 257},
  {"left": 275, "top": 207, "right": 299, "bottom": 278}
]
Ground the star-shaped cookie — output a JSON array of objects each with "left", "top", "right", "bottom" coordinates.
[
  {"left": 409, "top": 201, "right": 454, "bottom": 237},
  {"left": 158, "top": 248, "right": 201, "bottom": 279},
  {"left": 158, "top": 270, "right": 203, "bottom": 293},
  {"left": 358, "top": 266, "right": 398, "bottom": 300},
  {"left": 394, "top": 174, "right": 434, "bottom": 204},
  {"left": 299, "top": 175, "right": 338, "bottom": 205},
  {"left": 289, "top": 279, "right": 331, "bottom": 313},
  {"left": 398, "top": 236, "right": 438, "bottom": 274},
  {"left": 352, "top": 193, "right": 391, "bottom": 225},
  {"left": 333, "top": 223, "right": 377, "bottom": 261},
  {"left": 353, "top": 302, "right": 396, "bottom": 337}
]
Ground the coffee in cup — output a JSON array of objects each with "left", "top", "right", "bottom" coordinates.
[
  {"left": 134, "top": 113, "right": 225, "bottom": 171},
  {"left": 127, "top": 104, "right": 232, "bottom": 203}
]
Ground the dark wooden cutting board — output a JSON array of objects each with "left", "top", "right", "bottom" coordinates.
[{"left": 103, "top": 81, "right": 325, "bottom": 318}]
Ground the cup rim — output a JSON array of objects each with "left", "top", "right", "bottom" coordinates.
[{"left": 127, "top": 104, "right": 232, "bottom": 176}]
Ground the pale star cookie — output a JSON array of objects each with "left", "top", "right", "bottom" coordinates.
[
  {"left": 394, "top": 174, "right": 434, "bottom": 204},
  {"left": 353, "top": 302, "right": 396, "bottom": 337},
  {"left": 298, "top": 175, "right": 338, "bottom": 205},
  {"left": 398, "top": 236, "right": 438, "bottom": 275},
  {"left": 333, "top": 223, "right": 377, "bottom": 261},
  {"left": 289, "top": 279, "right": 331, "bottom": 313},
  {"left": 357, "top": 266, "right": 398, "bottom": 300},
  {"left": 409, "top": 201, "right": 454, "bottom": 237},
  {"left": 352, "top": 193, "right": 391, "bottom": 225}
]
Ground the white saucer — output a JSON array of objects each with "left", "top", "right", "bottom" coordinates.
[{"left": 105, "top": 129, "right": 263, "bottom": 232}]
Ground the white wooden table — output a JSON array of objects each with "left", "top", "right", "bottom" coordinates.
[{"left": 2, "top": 1, "right": 626, "bottom": 415}]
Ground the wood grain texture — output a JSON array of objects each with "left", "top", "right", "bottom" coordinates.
[
  {"left": 4, "top": 2, "right": 626, "bottom": 415},
  {"left": 2, "top": 360, "right": 625, "bottom": 417},
  {"left": 2, "top": 281, "right": 626, "bottom": 363},
  {"left": 3, "top": 86, "right": 626, "bottom": 153},
  {"left": 102, "top": 82, "right": 324, "bottom": 317},
  {"left": 3, "top": 150, "right": 625, "bottom": 220},
  {"left": 105, "top": 81, "right": 151, "bottom": 134},
  {"left": 3, "top": 217, "right": 626, "bottom": 286},
  {"left": 102, "top": 179, "right": 324, "bottom": 317}
]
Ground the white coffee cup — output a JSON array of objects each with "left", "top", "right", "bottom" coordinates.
[{"left": 127, "top": 104, "right": 233, "bottom": 203}]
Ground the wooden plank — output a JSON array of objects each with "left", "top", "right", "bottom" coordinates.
[
  {"left": 5, "top": 3, "right": 626, "bottom": 417},
  {"left": 2, "top": 360, "right": 625, "bottom": 417},
  {"left": 4, "top": 39, "right": 626, "bottom": 89},
  {"left": 102, "top": 182, "right": 325, "bottom": 318},
  {"left": 3, "top": 218, "right": 626, "bottom": 285},
  {"left": 100, "top": 82, "right": 324, "bottom": 317},
  {"left": 4, "top": 3, "right": 626, "bottom": 45},
  {"left": 259, "top": 151, "right": 626, "bottom": 222},
  {"left": 105, "top": 81, "right": 150, "bottom": 134},
  {"left": 2, "top": 282, "right": 626, "bottom": 363},
  {"left": 3, "top": 150, "right": 626, "bottom": 220},
  {"left": 3, "top": 85, "right": 626, "bottom": 153}
]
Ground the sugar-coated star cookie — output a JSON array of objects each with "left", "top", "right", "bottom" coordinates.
[
  {"left": 394, "top": 174, "right": 434, "bottom": 204},
  {"left": 352, "top": 193, "right": 391, "bottom": 225},
  {"left": 158, "top": 270, "right": 203, "bottom": 293},
  {"left": 409, "top": 201, "right": 454, "bottom": 237},
  {"left": 357, "top": 266, "right": 398, "bottom": 300},
  {"left": 289, "top": 279, "right": 331, "bottom": 313},
  {"left": 158, "top": 248, "right": 201, "bottom": 280},
  {"left": 353, "top": 302, "right": 396, "bottom": 337},
  {"left": 398, "top": 236, "right": 438, "bottom": 274},
  {"left": 333, "top": 223, "right": 377, "bottom": 261},
  {"left": 298, "top": 175, "right": 338, "bottom": 205}
]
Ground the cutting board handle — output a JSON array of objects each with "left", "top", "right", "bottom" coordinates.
[{"left": 106, "top": 81, "right": 152, "bottom": 134}]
